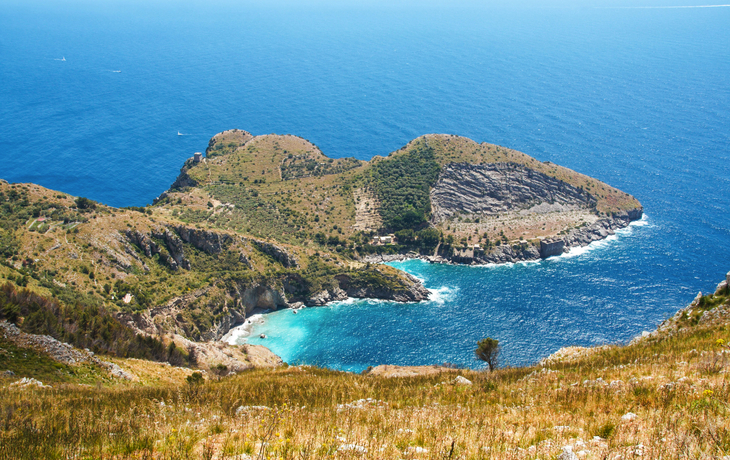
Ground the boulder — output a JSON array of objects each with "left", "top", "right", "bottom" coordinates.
[{"left": 558, "top": 446, "right": 579, "bottom": 460}]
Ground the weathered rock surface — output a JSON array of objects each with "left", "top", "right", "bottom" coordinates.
[
  {"left": 174, "top": 225, "right": 232, "bottom": 254},
  {"left": 335, "top": 272, "right": 430, "bottom": 302},
  {"left": 430, "top": 162, "right": 595, "bottom": 224},
  {"left": 126, "top": 228, "right": 191, "bottom": 270},
  {"left": 0, "top": 320, "right": 134, "bottom": 380},
  {"left": 168, "top": 161, "right": 199, "bottom": 190},
  {"left": 249, "top": 239, "right": 299, "bottom": 268},
  {"left": 306, "top": 287, "right": 348, "bottom": 306}
]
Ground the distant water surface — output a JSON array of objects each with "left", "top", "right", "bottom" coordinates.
[{"left": 1, "top": 3, "right": 729, "bottom": 370}]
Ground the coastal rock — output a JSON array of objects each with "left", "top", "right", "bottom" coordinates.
[
  {"left": 307, "top": 287, "right": 348, "bottom": 306},
  {"left": 240, "top": 284, "right": 289, "bottom": 311},
  {"left": 335, "top": 272, "right": 429, "bottom": 302},
  {"left": 168, "top": 160, "right": 200, "bottom": 190},
  {"left": 716, "top": 280, "right": 728, "bottom": 295},
  {"left": 430, "top": 162, "right": 595, "bottom": 224}
]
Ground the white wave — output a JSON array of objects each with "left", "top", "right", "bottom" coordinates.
[
  {"left": 628, "top": 213, "right": 651, "bottom": 227},
  {"left": 428, "top": 285, "right": 458, "bottom": 304},
  {"left": 551, "top": 234, "right": 619, "bottom": 261},
  {"left": 333, "top": 297, "right": 360, "bottom": 305},
  {"left": 221, "top": 313, "right": 266, "bottom": 345}
]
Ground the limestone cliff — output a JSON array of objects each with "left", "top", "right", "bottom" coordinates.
[
  {"left": 430, "top": 162, "right": 596, "bottom": 224},
  {"left": 422, "top": 161, "right": 642, "bottom": 265}
]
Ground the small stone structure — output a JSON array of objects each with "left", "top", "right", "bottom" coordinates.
[{"left": 193, "top": 152, "right": 203, "bottom": 163}]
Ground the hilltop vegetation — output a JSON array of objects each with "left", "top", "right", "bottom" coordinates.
[
  {"left": 366, "top": 140, "right": 440, "bottom": 231},
  {"left": 163, "top": 130, "right": 640, "bottom": 261}
]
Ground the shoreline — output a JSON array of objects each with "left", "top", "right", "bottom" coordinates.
[
  {"left": 362, "top": 211, "right": 645, "bottom": 267},
  {"left": 219, "top": 213, "right": 647, "bottom": 365},
  {"left": 221, "top": 309, "right": 270, "bottom": 345}
]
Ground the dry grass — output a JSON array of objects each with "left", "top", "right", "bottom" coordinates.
[{"left": 2, "top": 304, "right": 728, "bottom": 460}]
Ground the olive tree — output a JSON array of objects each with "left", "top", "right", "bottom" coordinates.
[{"left": 475, "top": 337, "right": 500, "bottom": 371}]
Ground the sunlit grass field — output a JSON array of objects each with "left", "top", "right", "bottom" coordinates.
[{"left": 2, "top": 291, "right": 728, "bottom": 460}]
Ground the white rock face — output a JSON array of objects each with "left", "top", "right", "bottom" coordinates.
[
  {"left": 621, "top": 412, "right": 638, "bottom": 421},
  {"left": 558, "top": 446, "right": 579, "bottom": 460},
  {"left": 9, "top": 377, "right": 50, "bottom": 389},
  {"left": 453, "top": 376, "right": 473, "bottom": 386},
  {"left": 430, "top": 163, "right": 595, "bottom": 224}
]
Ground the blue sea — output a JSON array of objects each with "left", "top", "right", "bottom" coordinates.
[{"left": 2, "top": 1, "right": 729, "bottom": 371}]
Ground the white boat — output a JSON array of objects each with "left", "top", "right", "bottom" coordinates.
[{"left": 177, "top": 131, "right": 183, "bottom": 136}]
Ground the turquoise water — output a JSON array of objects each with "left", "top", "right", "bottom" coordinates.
[
  {"left": 243, "top": 219, "right": 674, "bottom": 372},
  {"left": 2, "top": 2, "right": 729, "bottom": 370}
]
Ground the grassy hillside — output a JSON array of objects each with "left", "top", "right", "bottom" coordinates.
[
  {"left": 0, "top": 178, "right": 420, "bottom": 362},
  {"left": 1, "top": 282, "right": 727, "bottom": 459}
]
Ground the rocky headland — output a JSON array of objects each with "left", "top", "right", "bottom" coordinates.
[{"left": 0, "top": 129, "right": 641, "bottom": 371}]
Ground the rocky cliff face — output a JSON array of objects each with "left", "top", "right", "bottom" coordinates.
[
  {"left": 173, "top": 225, "right": 232, "bottom": 254},
  {"left": 335, "top": 272, "right": 430, "bottom": 302},
  {"left": 125, "top": 228, "right": 191, "bottom": 270},
  {"left": 168, "top": 160, "right": 199, "bottom": 190},
  {"left": 430, "top": 162, "right": 595, "bottom": 223},
  {"left": 248, "top": 239, "right": 299, "bottom": 268},
  {"left": 431, "top": 209, "right": 642, "bottom": 265}
]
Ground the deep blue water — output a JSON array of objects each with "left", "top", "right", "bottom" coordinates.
[{"left": 2, "top": 2, "right": 729, "bottom": 371}]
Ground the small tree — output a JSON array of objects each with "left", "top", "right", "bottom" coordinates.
[
  {"left": 74, "top": 196, "right": 96, "bottom": 210},
  {"left": 475, "top": 337, "right": 500, "bottom": 371}
]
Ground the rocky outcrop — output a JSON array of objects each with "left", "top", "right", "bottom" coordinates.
[
  {"left": 365, "top": 208, "right": 642, "bottom": 266},
  {"left": 169, "top": 161, "right": 199, "bottom": 191},
  {"left": 170, "top": 333, "right": 282, "bottom": 372},
  {"left": 126, "top": 225, "right": 242, "bottom": 271},
  {"left": 430, "top": 162, "right": 595, "bottom": 224},
  {"left": 152, "top": 228, "right": 189, "bottom": 269},
  {"left": 249, "top": 239, "right": 299, "bottom": 268},
  {"left": 306, "top": 287, "right": 348, "bottom": 306},
  {"left": 335, "top": 272, "right": 430, "bottom": 302},
  {"left": 239, "top": 284, "right": 289, "bottom": 311},
  {"left": 126, "top": 228, "right": 191, "bottom": 270},
  {"left": 0, "top": 321, "right": 133, "bottom": 380},
  {"left": 548, "top": 208, "right": 642, "bottom": 253},
  {"left": 173, "top": 225, "right": 232, "bottom": 254}
]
